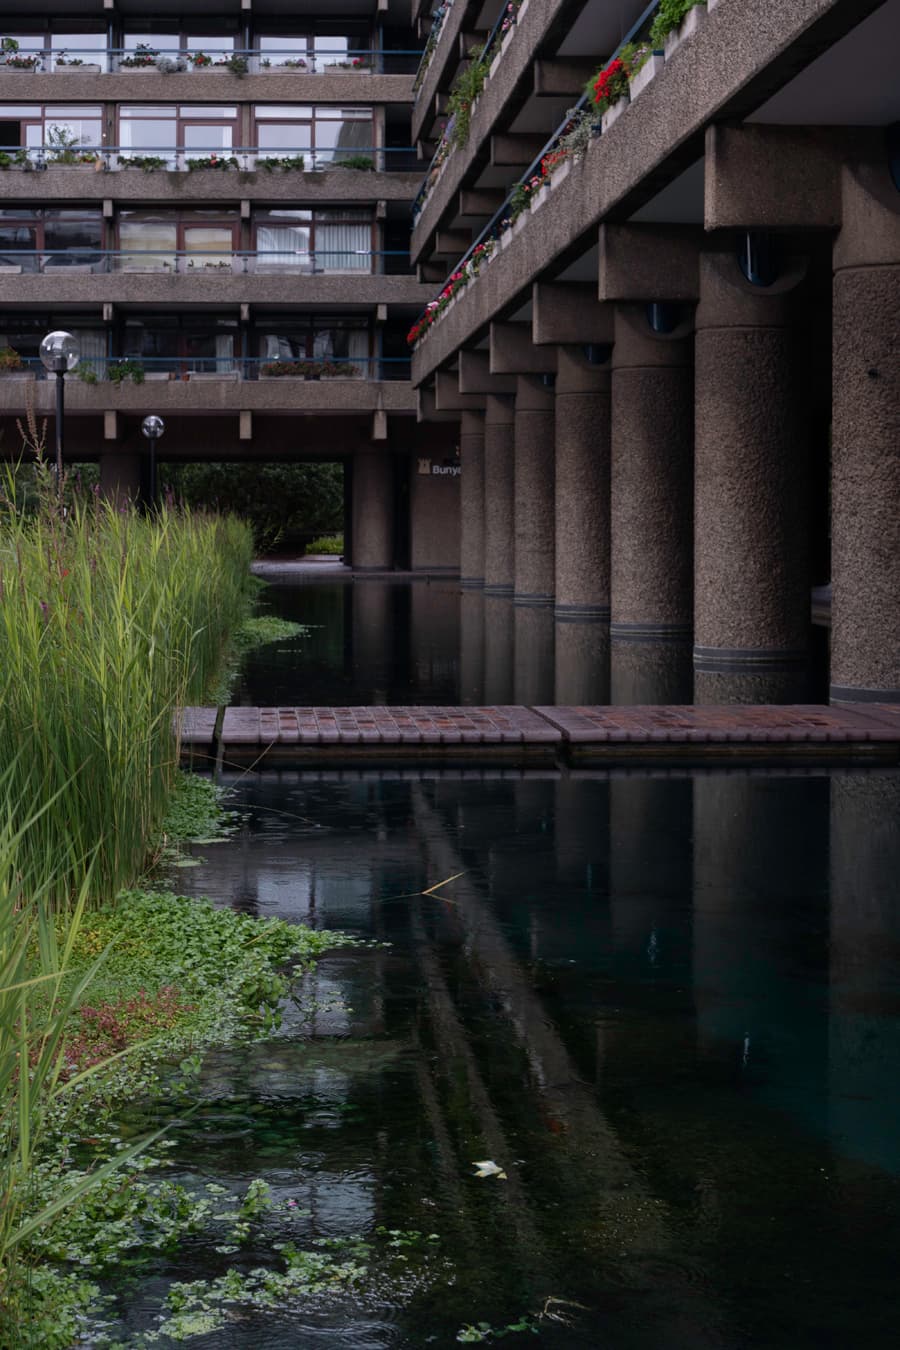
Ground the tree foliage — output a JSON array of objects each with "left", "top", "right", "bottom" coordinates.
[{"left": 163, "top": 461, "right": 344, "bottom": 553}]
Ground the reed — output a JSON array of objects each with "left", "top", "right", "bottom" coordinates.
[{"left": 0, "top": 479, "right": 254, "bottom": 905}]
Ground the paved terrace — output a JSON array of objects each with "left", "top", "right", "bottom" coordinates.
[{"left": 179, "top": 704, "right": 900, "bottom": 767}]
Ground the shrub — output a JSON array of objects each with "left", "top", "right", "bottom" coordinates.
[
  {"left": 649, "top": 0, "right": 705, "bottom": 45},
  {"left": 306, "top": 533, "right": 344, "bottom": 555}
]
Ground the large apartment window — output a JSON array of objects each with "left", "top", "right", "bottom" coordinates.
[
  {"left": 118, "top": 105, "right": 238, "bottom": 167},
  {"left": 257, "top": 30, "right": 368, "bottom": 70},
  {"left": 0, "top": 206, "right": 102, "bottom": 271},
  {"left": 122, "top": 314, "right": 238, "bottom": 375},
  {"left": 253, "top": 209, "right": 374, "bottom": 273},
  {"left": 0, "top": 314, "right": 106, "bottom": 372},
  {"left": 254, "top": 316, "right": 370, "bottom": 375},
  {"left": 117, "top": 209, "right": 238, "bottom": 272},
  {"left": 0, "top": 31, "right": 105, "bottom": 71},
  {"left": 122, "top": 31, "right": 236, "bottom": 63},
  {"left": 0, "top": 105, "right": 102, "bottom": 158},
  {"left": 253, "top": 105, "right": 372, "bottom": 164}
]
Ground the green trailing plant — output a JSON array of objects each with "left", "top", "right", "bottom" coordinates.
[
  {"left": 107, "top": 357, "right": 144, "bottom": 384},
  {"left": 260, "top": 358, "right": 355, "bottom": 378},
  {"left": 186, "top": 154, "right": 239, "bottom": 172},
  {"left": 74, "top": 360, "right": 98, "bottom": 384},
  {"left": 649, "top": 0, "right": 706, "bottom": 45},
  {"left": 223, "top": 54, "right": 248, "bottom": 75},
  {"left": 557, "top": 107, "right": 597, "bottom": 160},
  {"left": 118, "top": 43, "right": 157, "bottom": 68},
  {"left": 0, "top": 345, "right": 23, "bottom": 371},
  {"left": 45, "top": 124, "right": 97, "bottom": 166},
  {"left": 259, "top": 153, "right": 306, "bottom": 172},
  {"left": 306, "top": 532, "right": 344, "bottom": 555},
  {"left": 332, "top": 154, "right": 375, "bottom": 171},
  {"left": 118, "top": 153, "right": 169, "bottom": 171},
  {"left": 446, "top": 43, "right": 487, "bottom": 148}
]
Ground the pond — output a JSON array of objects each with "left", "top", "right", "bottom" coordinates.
[
  {"left": 234, "top": 573, "right": 830, "bottom": 707},
  {"left": 110, "top": 766, "right": 900, "bottom": 1348}
]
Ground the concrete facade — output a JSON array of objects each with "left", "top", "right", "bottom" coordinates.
[{"left": 411, "top": 0, "right": 900, "bottom": 702}]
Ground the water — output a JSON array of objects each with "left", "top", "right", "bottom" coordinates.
[
  {"left": 235, "top": 573, "right": 830, "bottom": 706},
  {"left": 125, "top": 766, "right": 900, "bottom": 1348}
]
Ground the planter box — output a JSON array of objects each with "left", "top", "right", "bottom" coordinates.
[
  {"left": 56, "top": 64, "right": 102, "bottom": 74},
  {"left": 119, "top": 65, "right": 159, "bottom": 73},
  {"left": 601, "top": 95, "right": 629, "bottom": 134},
  {"left": 664, "top": 3, "right": 707, "bottom": 59},
  {"left": 187, "top": 370, "right": 240, "bottom": 381},
  {"left": 708, "top": 0, "right": 720, "bottom": 8},
  {"left": 549, "top": 158, "right": 571, "bottom": 189},
  {"left": 628, "top": 52, "right": 664, "bottom": 100},
  {"left": 143, "top": 372, "right": 173, "bottom": 381},
  {"left": 260, "top": 65, "right": 309, "bottom": 73},
  {"left": 532, "top": 185, "right": 549, "bottom": 212},
  {"left": 3, "top": 64, "right": 41, "bottom": 73},
  {"left": 0, "top": 264, "right": 22, "bottom": 273},
  {"left": 0, "top": 371, "right": 36, "bottom": 380}
]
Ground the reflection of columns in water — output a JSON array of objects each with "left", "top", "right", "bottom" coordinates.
[
  {"left": 483, "top": 594, "right": 515, "bottom": 704},
  {"left": 352, "top": 452, "right": 394, "bottom": 570},
  {"left": 410, "top": 581, "right": 459, "bottom": 696},
  {"left": 554, "top": 620, "right": 610, "bottom": 705},
  {"left": 692, "top": 775, "right": 829, "bottom": 1074},
  {"left": 483, "top": 394, "right": 515, "bottom": 596},
  {"left": 694, "top": 249, "right": 809, "bottom": 678},
  {"left": 829, "top": 772, "right": 900, "bottom": 1171},
  {"left": 459, "top": 409, "right": 486, "bottom": 587},
  {"left": 609, "top": 775, "right": 692, "bottom": 980},
  {"left": 351, "top": 582, "right": 392, "bottom": 703},
  {"left": 459, "top": 588, "right": 485, "bottom": 704},
  {"left": 610, "top": 638, "right": 693, "bottom": 704},
  {"left": 513, "top": 604, "right": 555, "bottom": 706}
]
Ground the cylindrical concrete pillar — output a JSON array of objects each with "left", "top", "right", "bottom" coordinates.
[
  {"left": 483, "top": 593, "right": 514, "bottom": 703},
  {"left": 610, "top": 637, "right": 693, "bottom": 705},
  {"left": 554, "top": 621, "right": 610, "bottom": 705},
  {"left": 610, "top": 307, "right": 693, "bottom": 639},
  {"left": 514, "top": 375, "right": 555, "bottom": 607},
  {"left": 694, "top": 249, "right": 809, "bottom": 676},
  {"left": 99, "top": 451, "right": 141, "bottom": 505},
  {"left": 352, "top": 452, "right": 394, "bottom": 571},
  {"left": 459, "top": 588, "right": 485, "bottom": 704},
  {"left": 831, "top": 163, "right": 900, "bottom": 702},
  {"left": 555, "top": 347, "right": 611, "bottom": 621},
  {"left": 483, "top": 394, "right": 515, "bottom": 596},
  {"left": 459, "top": 409, "right": 486, "bottom": 587},
  {"left": 513, "top": 604, "right": 554, "bottom": 705}
]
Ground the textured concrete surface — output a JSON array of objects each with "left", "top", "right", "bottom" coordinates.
[
  {"left": 610, "top": 309, "right": 693, "bottom": 635},
  {"left": 554, "top": 621, "right": 610, "bottom": 705},
  {"left": 0, "top": 274, "right": 432, "bottom": 308},
  {"left": 483, "top": 593, "right": 515, "bottom": 702},
  {"left": 513, "top": 603, "right": 555, "bottom": 705},
  {"left": 610, "top": 638, "right": 694, "bottom": 706},
  {"left": 483, "top": 394, "right": 516, "bottom": 594},
  {"left": 704, "top": 124, "right": 843, "bottom": 231},
  {"left": 0, "top": 70, "right": 415, "bottom": 105},
  {"left": 409, "top": 431, "right": 461, "bottom": 572},
  {"left": 554, "top": 348, "right": 611, "bottom": 619},
  {"left": 694, "top": 253, "right": 809, "bottom": 663},
  {"left": 459, "top": 589, "right": 486, "bottom": 703},
  {"left": 0, "top": 379, "right": 416, "bottom": 418},
  {"left": 352, "top": 453, "right": 394, "bottom": 569},
  {"left": 831, "top": 164, "right": 900, "bottom": 701},
  {"left": 459, "top": 409, "right": 485, "bottom": 584},
  {"left": 514, "top": 374, "right": 555, "bottom": 605}
]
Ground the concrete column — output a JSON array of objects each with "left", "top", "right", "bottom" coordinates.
[
  {"left": 514, "top": 374, "right": 555, "bottom": 607},
  {"left": 99, "top": 451, "right": 141, "bottom": 505},
  {"left": 554, "top": 347, "right": 611, "bottom": 621},
  {"left": 513, "top": 605, "right": 554, "bottom": 705},
  {"left": 610, "top": 307, "right": 693, "bottom": 639},
  {"left": 694, "top": 249, "right": 809, "bottom": 676},
  {"left": 459, "top": 410, "right": 486, "bottom": 587},
  {"left": 459, "top": 589, "right": 485, "bottom": 704},
  {"left": 483, "top": 394, "right": 515, "bottom": 596},
  {"left": 555, "top": 622, "right": 610, "bottom": 705},
  {"left": 483, "top": 594, "right": 514, "bottom": 703},
  {"left": 831, "top": 163, "right": 900, "bottom": 702},
  {"left": 352, "top": 452, "right": 394, "bottom": 571},
  {"left": 610, "top": 637, "right": 693, "bottom": 704}
]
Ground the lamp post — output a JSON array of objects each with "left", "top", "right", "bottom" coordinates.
[
  {"left": 141, "top": 414, "right": 165, "bottom": 508},
  {"left": 39, "top": 329, "right": 80, "bottom": 489}
]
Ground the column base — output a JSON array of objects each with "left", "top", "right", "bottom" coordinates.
[
  {"left": 831, "top": 685, "right": 900, "bottom": 704},
  {"left": 694, "top": 644, "right": 808, "bottom": 673},
  {"left": 513, "top": 592, "right": 555, "bottom": 609},
  {"left": 554, "top": 603, "right": 610, "bottom": 623}
]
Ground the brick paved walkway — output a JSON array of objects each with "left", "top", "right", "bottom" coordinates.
[{"left": 177, "top": 704, "right": 900, "bottom": 764}]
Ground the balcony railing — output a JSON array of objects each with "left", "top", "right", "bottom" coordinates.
[
  {"left": 0, "top": 145, "right": 423, "bottom": 174},
  {"left": 0, "top": 355, "right": 412, "bottom": 382},
  {"left": 0, "top": 47, "right": 422, "bottom": 76},
  {"left": 0, "top": 248, "right": 411, "bottom": 275}
]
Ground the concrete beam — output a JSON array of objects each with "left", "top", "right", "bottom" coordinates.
[
  {"left": 491, "top": 134, "right": 548, "bottom": 168},
  {"left": 434, "top": 229, "right": 472, "bottom": 257},
  {"left": 533, "top": 282, "right": 614, "bottom": 346},
  {"left": 534, "top": 58, "right": 597, "bottom": 98},
  {"left": 598, "top": 224, "right": 702, "bottom": 303},
  {"left": 458, "top": 349, "right": 517, "bottom": 396},
  {"left": 459, "top": 188, "right": 506, "bottom": 219},
  {"left": 705, "top": 123, "right": 844, "bottom": 231},
  {"left": 435, "top": 369, "right": 486, "bottom": 412},
  {"left": 418, "top": 262, "right": 447, "bottom": 283},
  {"left": 460, "top": 31, "right": 487, "bottom": 58},
  {"left": 417, "top": 388, "right": 462, "bottom": 423},
  {"left": 489, "top": 323, "right": 557, "bottom": 376}
]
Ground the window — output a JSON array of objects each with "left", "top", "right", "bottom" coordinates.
[
  {"left": 254, "top": 316, "right": 370, "bottom": 376},
  {"left": 51, "top": 32, "right": 106, "bottom": 71},
  {"left": 253, "top": 208, "right": 374, "bottom": 273},
  {"left": 0, "top": 314, "right": 106, "bottom": 375},
  {"left": 0, "top": 207, "right": 102, "bottom": 272},
  {"left": 118, "top": 106, "right": 239, "bottom": 168},
  {"left": 116, "top": 209, "right": 238, "bottom": 273},
  {"left": 0, "top": 105, "right": 103, "bottom": 159},
  {"left": 253, "top": 105, "right": 372, "bottom": 166},
  {"left": 122, "top": 314, "right": 239, "bottom": 375}
]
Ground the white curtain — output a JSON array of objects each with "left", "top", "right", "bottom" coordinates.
[
  {"left": 215, "top": 333, "right": 234, "bottom": 373},
  {"left": 256, "top": 225, "right": 309, "bottom": 271},
  {"left": 71, "top": 328, "right": 106, "bottom": 380},
  {"left": 346, "top": 329, "right": 368, "bottom": 377},
  {"left": 315, "top": 220, "right": 369, "bottom": 272}
]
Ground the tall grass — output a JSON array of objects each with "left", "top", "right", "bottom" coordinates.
[{"left": 0, "top": 479, "right": 254, "bottom": 904}]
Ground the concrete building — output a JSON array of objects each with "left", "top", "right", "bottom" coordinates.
[
  {"left": 0, "top": 0, "right": 460, "bottom": 572},
  {"left": 409, "top": 0, "right": 900, "bottom": 705}
]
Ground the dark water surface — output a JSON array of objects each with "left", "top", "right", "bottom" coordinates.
[
  {"left": 132, "top": 767, "right": 900, "bottom": 1349},
  {"left": 235, "top": 574, "right": 830, "bottom": 707}
]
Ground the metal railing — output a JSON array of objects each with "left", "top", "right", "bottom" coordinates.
[
  {"left": 0, "top": 47, "right": 423, "bottom": 75},
  {"left": 0, "top": 248, "right": 412, "bottom": 275},
  {"left": 2, "top": 354, "right": 412, "bottom": 381},
  {"left": 0, "top": 144, "right": 423, "bottom": 174},
  {"left": 410, "top": 0, "right": 661, "bottom": 341}
]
